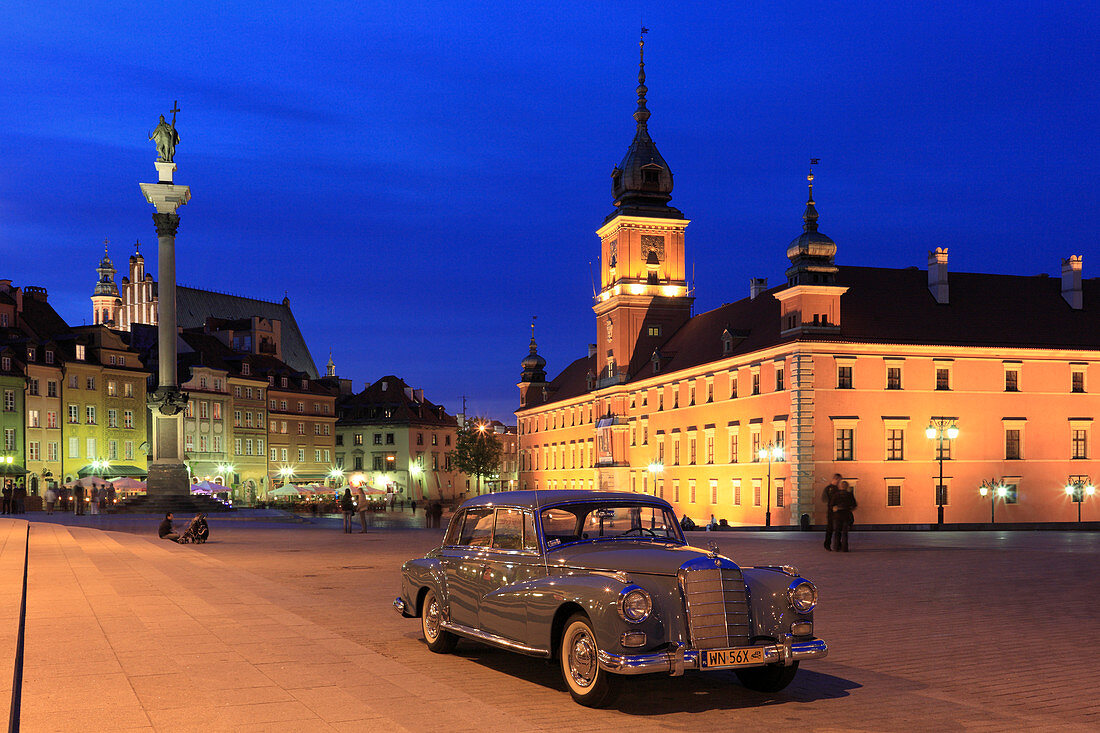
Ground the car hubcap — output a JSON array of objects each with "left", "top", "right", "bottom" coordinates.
[
  {"left": 567, "top": 628, "right": 596, "bottom": 688},
  {"left": 424, "top": 598, "right": 440, "bottom": 641}
]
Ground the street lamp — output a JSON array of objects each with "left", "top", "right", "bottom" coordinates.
[
  {"left": 978, "top": 478, "right": 1007, "bottom": 524},
  {"left": 278, "top": 466, "right": 294, "bottom": 486},
  {"left": 1065, "top": 477, "right": 1095, "bottom": 523},
  {"left": 328, "top": 467, "right": 344, "bottom": 487},
  {"left": 647, "top": 461, "right": 664, "bottom": 497},
  {"left": 410, "top": 463, "right": 423, "bottom": 499},
  {"left": 757, "top": 443, "right": 784, "bottom": 527},
  {"left": 926, "top": 418, "right": 959, "bottom": 526}
]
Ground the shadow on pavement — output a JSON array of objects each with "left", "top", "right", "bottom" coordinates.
[{"left": 451, "top": 642, "right": 860, "bottom": 714}]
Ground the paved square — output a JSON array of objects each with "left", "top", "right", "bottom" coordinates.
[{"left": 3, "top": 515, "right": 1097, "bottom": 731}]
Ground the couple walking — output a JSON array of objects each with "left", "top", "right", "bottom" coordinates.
[
  {"left": 340, "top": 488, "right": 373, "bottom": 533},
  {"left": 822, "top": 473, "right": 858, "bottom": 552}
]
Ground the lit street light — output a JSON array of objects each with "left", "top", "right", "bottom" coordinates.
[
  {"left": 757, "top": 443, "right": 784, "bottom": 527},
  {"left": 1065, "top": 477, "right": 1095, "bottom": 523},
  {"left": 978, "top": 478, "right": 1007, "bottom": 524},
  {"left": 647, "top": 461, "right": 664, "bottom": 496},
  {"left": 926, "top": 418, "right": 959, "bottom": 526}
]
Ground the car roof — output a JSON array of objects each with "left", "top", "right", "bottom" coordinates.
[{"left": 458, "top": 490, "right": 673, "bottom": 511}]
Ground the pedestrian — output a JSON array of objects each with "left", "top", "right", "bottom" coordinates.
[
  {"left": 706, "top": 514, "right": 718, "bottom": 531},
  {"left": 45, "top": 485, "right": 58, "bottom": 515},
  {"left": 89, "top": 486, "right": 100, "bottom": 515},
  {"left": 822, "top": 473, "right": 841, "bottom": 551},
  {"left": 158, "top": 512, "right": 180, "bottom": 543},
  {"left": 106, "top": 485, "right": 116, "bottom": 510},
  {"left": 831, "top": 480, "right": 858, "bottom": 552},
  {"left": 1, "top": 481, "right": 11, "bottom": 514},
  {"left": 74, "top": 485, "right": 85, "bottom": 515},
  {"left": 430, "top": 501, "right": 443, "bottom": 529},
  {"left": 354, "top": 486, "right": 371, "bottom": 533},
  {"left": 410, "top": 499, "right": 417, "bottom": 515},
  {"left": 13, "top": 483, "right": 26, "bottom": 514},
  {"left": 340, "top": 488, "right": 355, "bottom": 533}
]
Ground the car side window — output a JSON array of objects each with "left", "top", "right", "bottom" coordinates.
[
  {"left": 523, "top": 511, "right": 539, "bottom": 551},
  {"left": 492, "top": 509, "right": 523, "bottom": 551},
  {"left": 458, "top": 508, "right": 495, "bottom": 547}
]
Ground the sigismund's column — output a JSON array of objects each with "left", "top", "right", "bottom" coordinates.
[{"left": 140, "top": 106, "right": 191, "bottom": 501}]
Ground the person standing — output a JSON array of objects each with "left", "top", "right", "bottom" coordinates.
[
  {"left": 89, "top": 486, "right": 100, "bottom": 515},
  {"left": 1, "top": 481, "right": 11, "bottom": 514},
  {"left": 74, "top": 485, "right": 85, "bottom": 515},
  {"left": 354, "top": 486, "right": 371, "bottom": 533},
  {"left": 340, "top": 489, "right": 355, "bottom": 533},
  {"left": 410, "top": 499, "right": 417, "bottom": 516},
  {"left": 14, "top": 483, "right": 26, "bottom": 514},
  {"left": 45, "top": 485, "right": 58, "bottom": 515},
  {"left": 106, "top": 484, "right": 116, "bottom": 510},
  {"left": 822, "top": 473, "right": 841, "bottom": 551},
  {"left": 831, "top": 480, "right": 858, "bottom": 552}
]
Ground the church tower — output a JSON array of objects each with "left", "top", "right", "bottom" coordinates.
[
  {"left": 593, "top": 31, "right": 693, "bottom": 387},
  {"left": 773, "top": 167, "right": 848, "bottom": 336},
  {"left": 518, "top": 322, "right": 549, "bottom": 409},
  {"left": 91, "top": 240, "right": 121, "bottom": 326}
]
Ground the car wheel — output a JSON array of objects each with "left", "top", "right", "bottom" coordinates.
[
  {"left": 421, "top": 588, "right": 457, "bottom": 653},
  {"left": 560, "top": 614, "right": 618, "bottom": 707},
  {"left": 735, "top": 661, "right": 799, "bottom": 692}
]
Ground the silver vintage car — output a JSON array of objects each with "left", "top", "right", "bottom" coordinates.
[{"left": 393, "top": 490, "right": 827, "bottom": 706}]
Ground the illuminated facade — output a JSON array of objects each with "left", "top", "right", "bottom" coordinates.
[{"left": 516, "top": 43, "right": 1099, "bottom": 526}]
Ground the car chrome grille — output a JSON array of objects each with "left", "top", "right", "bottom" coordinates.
[{"left": 679, "top": 566, "right": 751, "bottom": 649}]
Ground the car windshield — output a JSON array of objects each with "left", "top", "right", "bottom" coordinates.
[{"left": 539, "top": 503, "right": 683, "bottom": 549}]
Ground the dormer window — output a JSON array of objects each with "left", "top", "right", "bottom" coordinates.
[
  {"left": 27, "top": 349, "right": 35, "bottom": 362},
  {"left": 45, "top": 351, "right": 54, "bottom": 364},
  {"left": 281, "top": 377, "right": 288, "bottom": 388},
  {"left": 241, "top": 363, "right": 250, "bottom": 376},
  {"left": 643, "top": 169, "right": 660, "bottom": 184},
  {"left": 75, "top": 344, "right": 85, "bottom": 360}
]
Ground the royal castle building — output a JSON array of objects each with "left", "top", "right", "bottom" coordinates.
[{"left": 516, "top": 40, "right": 1099, "bottom": 526}]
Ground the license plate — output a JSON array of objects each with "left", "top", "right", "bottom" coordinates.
[{"left": 700, "top": 646, "right": 765, "bottom": 669}]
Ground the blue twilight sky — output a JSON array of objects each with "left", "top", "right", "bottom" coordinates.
[{"left": 1, "top": 1, "right": 1098, "bottom": 422}]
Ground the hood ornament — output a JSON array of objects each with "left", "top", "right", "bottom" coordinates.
[{"left": 707, "top": 541, "right": 720, "bottom": 559}]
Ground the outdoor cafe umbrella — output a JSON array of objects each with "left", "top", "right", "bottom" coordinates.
[
  {"left": 190, "top": 480, "right": 223, "bottom": 495},
  {"left": 110, "top": 477, "right": 145, "bottom": 490},
  {"left": 65, "top": 476, "right": 110, "bottom": 489},
  {"left": 268, "top": 485, "right": 304, "bottom": 498}
]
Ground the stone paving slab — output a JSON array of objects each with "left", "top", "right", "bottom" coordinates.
[{"left": 4, "top": 516, "right": 1099, "bottom": 732}]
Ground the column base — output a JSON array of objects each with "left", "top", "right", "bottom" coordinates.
[{"left": 147, "top": 462, "right": 191, "bottom": 498}]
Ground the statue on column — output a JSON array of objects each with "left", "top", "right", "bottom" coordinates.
[{"left": 149, "top": 102, "right": 180, "bottom": 162}]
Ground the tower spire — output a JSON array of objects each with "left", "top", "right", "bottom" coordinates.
[
  {"left": 634, "top": 26, "right": 650, "bottom": 127},
  {"left": 803, "top": 158, "right": 820, "bottom": 232}
]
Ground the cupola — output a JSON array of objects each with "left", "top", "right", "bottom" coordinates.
[
  {"left": 785, "top": 167, "right": 838, "bottom": 287},
  {"left": 608, "top": 30, "right": 682, "bottom": 222}
]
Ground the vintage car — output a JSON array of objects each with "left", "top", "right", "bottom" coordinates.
[{"left": 393, "top": 490, "right": 827, "bottom": 706}]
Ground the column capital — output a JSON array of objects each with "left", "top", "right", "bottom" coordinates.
[{"left": 152, "top": 212, "right": 180, "bottom": 237}]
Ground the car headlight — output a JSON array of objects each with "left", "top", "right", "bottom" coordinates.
[
  {"left": 618, "top": 585, "right": 652, "bottom": 623},
  {"left": 787, "top": 580, "right": 817, "bottom": 613}
]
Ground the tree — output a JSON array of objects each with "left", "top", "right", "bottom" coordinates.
[{"left": 449, "top": 419, "right": 504, "bottom": 495}]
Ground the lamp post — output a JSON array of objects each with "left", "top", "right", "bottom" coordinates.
[
  {"left": 925, "top": 419, "right": 959, "bottom": 526},
  {"left": 647, "top": 461, "right": 664, "bottom": 497},
  {"left": 329, "top": 467, "right": 344, "bottom": 488},
  {"left": 757, "top": 443, "right": 784, "bottom": 527},
  {"left": 978, "top": 478, "right": 1007, "bottom": 525},
  {"left": 410, "top": 463, "right": 423, "bottom": 500},
  {"left": 1065, "top": 477, "right": 1095, "bottom": 523},
  {"left": 278, "top": 466, "right": 294, "bottom": 487}
]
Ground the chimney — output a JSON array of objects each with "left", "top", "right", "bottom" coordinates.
[
  {"left": 588, "top": 344, "right": 597, "bottom": 358},
  {"left": 1061, "top": 255, "right": 1083, "bottom": 310},
  {"left": 928, "top": 247, "right": 949, "bottom": 304},
  {"left": 750, "top": 278, "right": 768, "bottom": 300}
]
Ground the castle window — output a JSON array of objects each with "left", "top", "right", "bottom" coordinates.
[
  {"left": 1005, "top": 368, "right": 1019, "bottom": 392},
  {"left": 887, "top": 367, "right": 902, "bottom": 390},
  {"left": 837, "top": 366, "right": 853, "bottom": 389},
  {"left": 647, "top": 325, "right": 661, "bottom": 337},
  {"left": 643, "top": 169, "right": 660, "bottom": 184},
  {"left": 1071, "top": 369, "right": 1085, "bottom": 393}
]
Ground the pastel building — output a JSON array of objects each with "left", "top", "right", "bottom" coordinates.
[{"left": 516, "top": 46, "right": 1099, "bottom": 526}]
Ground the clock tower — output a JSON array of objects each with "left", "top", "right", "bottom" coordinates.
[{"left": 593, "top": 32, "right": 692, "bottom": 387}]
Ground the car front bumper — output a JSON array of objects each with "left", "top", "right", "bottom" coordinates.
[
  {"left": 393, "top": 596, "right": 413, "bottom": 618},
  {"left": 597, "top": 636, "right": 827, "bottom": 676}
]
